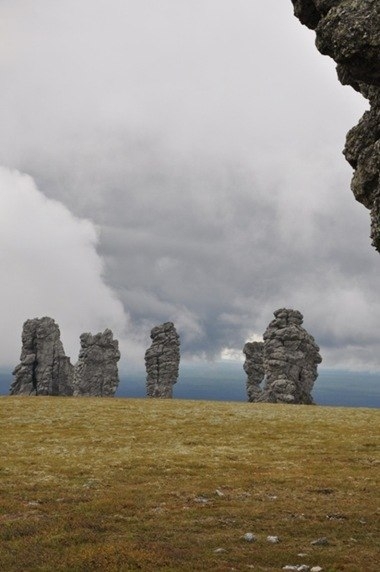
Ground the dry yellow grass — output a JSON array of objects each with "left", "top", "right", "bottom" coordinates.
[{"left": 0, "top": 397, "right": 379, "bottom": 571}]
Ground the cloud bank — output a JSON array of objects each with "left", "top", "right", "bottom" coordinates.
[
  {"left": 0, "top": 166, "right": 129, "bottom": 366},
  {"left": 1, "top": 1, "right": 380, "bottom": 373}
]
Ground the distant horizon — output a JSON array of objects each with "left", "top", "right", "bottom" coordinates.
[{"left": 1, "top": 363, "right": 379, "bottom": 408}]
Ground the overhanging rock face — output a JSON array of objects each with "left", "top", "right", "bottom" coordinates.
[
  {"left": 145, "top": 322, "right": 180, "bottom": 398},
  {"left": 291, "top": 0, "right": 380, "bottom": 252},
  {"left": 10, "top": 317, "right": 74, "bottom": 396}
]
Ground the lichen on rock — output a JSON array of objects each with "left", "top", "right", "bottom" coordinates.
[
  {"left": 291, "top": 0, "right": 380, "bottom": 251},
  {"left": 145, "top": 322, "right": 180, "bottom": 398}
]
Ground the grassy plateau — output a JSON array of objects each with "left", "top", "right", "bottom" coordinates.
[{"left": 0, "top": 397, "right": 379, "bottom": 571}]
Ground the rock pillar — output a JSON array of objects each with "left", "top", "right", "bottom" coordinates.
[
  {"left": 243, "top": 309, "right": 322, "bottom": 404},
  {"left": 243, "top": 341, "right": 265, "bottom": 402},
  {"left": 73, "top": 329, "right": 120, "bottom": 397},
  {"left": 145, "top": 322, "right": 180, "bottom": 398},
  {"left": 262, "top": 308, "right": 322, "bottom": 404},
  {"left": 10, "top": 317, "right": 74, "bottom": 396}
]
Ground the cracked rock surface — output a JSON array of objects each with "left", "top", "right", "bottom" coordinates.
[
  {"left": 145, "top": 322, "right": 180, "bottom": 398},
  {"left": 243, "top": 309, "right": 322, "bottom": 404},
  {"left": 10, "top": 317, "right": 74, "bottom": 396},
  {"left": 262, "top": 309, "right": 322, "bottom": 404},
  {"left": 291, "top": 0, "right": 380, "bottom": 251},
  {"left": 73, "top": 329, "right": 120, "bottom": 397},
  {"left": 243, "top": 341, "right": 265, "bottom": 402}
]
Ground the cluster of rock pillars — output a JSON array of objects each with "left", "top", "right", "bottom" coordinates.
[
  {"left": 10, "top": 317, "right": 121, "bottom": 397},
  {"left": 10, "top": 309, "right": 322, "bottom": 404},
  {"left": 11, "top": 2, "right": 379, "bottom": 400}
]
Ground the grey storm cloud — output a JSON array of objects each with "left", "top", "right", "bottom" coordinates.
[{"left": 1, "top": 0, "right": 379, "bottom": 372}]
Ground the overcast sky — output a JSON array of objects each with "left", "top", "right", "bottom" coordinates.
[{"left": 1, "top": 0, "right": 379, "bottom": 373}]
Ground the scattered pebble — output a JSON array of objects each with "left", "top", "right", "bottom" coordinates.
[
  {"left": 311, "top": 567, "right": 323, "bottom": 572},
  {"left": 297, "top": 553, "right": 308, "bottom": 558},
  {"left": 194, "top": 497, "right": 209, "bottom": 504},
  {"left": 311, "top": 537, "right": 329, "bottom": 546},
  {"left": 215, "top": 489, "right": 225, "bottom": 497},
  {"left": 243, "top": 532, "right": 256, "bottom": 542},
  {"left": 267, "top": 535, "right": 280, "bottom": 543},
  {"left": 214, "top": 547, "right": 226, "bottom": 554}
]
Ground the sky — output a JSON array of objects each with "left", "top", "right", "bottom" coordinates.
[{"left": 1, "top": 0, "right": 379, "bottom": 375}]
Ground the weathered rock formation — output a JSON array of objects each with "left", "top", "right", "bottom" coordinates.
[
  {"left": 291, "top": 0, "right": 380, "bottom": 252},
  {"left": 10, "top": 317, "right": 74, "bottom": 396},
  {"left": 243, "top": 309, "right": 322, "bottom": 404},
  {"left": 243, "top": 341, "right": 265, "bottom": 402},
  {"left": 262, "top": 308, "right": 322, "bottom": 404},
  {"left": 11, "top": 319, "right": 121, "bottom": 397},
  {"left": 145, "top": 322, "right": 180, "bottom": 398},
  {"left": 73, "top": 329, "right": 120, "bottom": 397}
]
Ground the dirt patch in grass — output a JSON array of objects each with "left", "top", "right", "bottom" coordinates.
[{"left": 0, "top": 397, "right": 379, "bottom": 571}]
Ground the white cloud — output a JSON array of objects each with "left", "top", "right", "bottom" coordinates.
[
  {"left": 0, "top": 1, "right": 379, "bottom": 375},
  {"left": 0, "top": 166, "right": 129, "bottom": 366}
]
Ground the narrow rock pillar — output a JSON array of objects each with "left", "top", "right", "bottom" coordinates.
[{"left": 145, "top": 322, "right": 180, "bottom": 398}]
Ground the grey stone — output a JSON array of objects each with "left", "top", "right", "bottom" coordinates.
[
  {"left": 10, "top": 317, "right": 74, "bottom": 396},
  {"left": 291, "top": 0, "right": 380, "bottom": 252},
  {"left": 263, "top": 309, "right": 322, "bottom": 404},
  {"left": 194, "top": 496, "right": 209, "bottom": 504},
  {"left": 244, "top": 309, "right": 322, "bottom": 404},
  {"left": 73, "top": 329, "right": 120, "bottom": 397},
  {"left": 267, "top": 535, "right": 280, "bottom": 543},
  {"left": 145, "top": 322, "right": 180, "bottom": 398},
  {"left": 243, "top": 341, "right": 265, "bottom": 402},
  {"left": 311, "top": 537, "right": 329, "bottom": 546}
]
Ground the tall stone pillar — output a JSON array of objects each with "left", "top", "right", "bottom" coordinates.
[
  {"left": 243, "top": 341, "right": 265, "bottom": 402},
  {"left": 243, "top": 308, "right": 322, "bottom": 404},
  {"left": 10, "top": 317, "right": 74, "bottom": 396},
  {"left": 145, "top": 322, "right": 180, "bottom": 398},
  {"left": 73, "top": 329, "right": 120, "bottom": 397}
]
